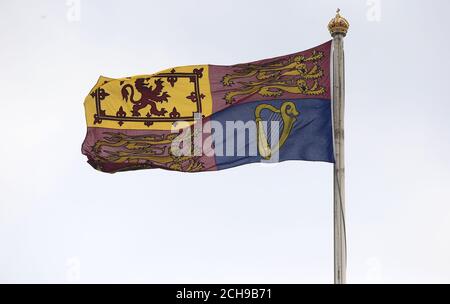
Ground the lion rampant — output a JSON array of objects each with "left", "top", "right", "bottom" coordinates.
[{"left": 121, "top": 78, "right": 170, "bottom": 117}]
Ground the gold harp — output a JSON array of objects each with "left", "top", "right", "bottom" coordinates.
[{"left": 255, "top": 101, "right": 299, "bottom": 160}]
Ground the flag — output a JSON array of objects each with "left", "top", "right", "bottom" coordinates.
[{"left": 82, "top": 41, "right": 334, "bottom": 173}]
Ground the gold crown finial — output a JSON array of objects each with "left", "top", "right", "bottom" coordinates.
[{"left": 328, "top": 8, "right": 349, "bottom": 36}]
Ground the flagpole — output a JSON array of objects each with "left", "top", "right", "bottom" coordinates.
[{"left": 328, "top": 9, "right": 349, "bottom": 284}]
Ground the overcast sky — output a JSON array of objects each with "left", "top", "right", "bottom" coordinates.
[{"left": 1, "top": 0, "right": 449, "bottom": 283}]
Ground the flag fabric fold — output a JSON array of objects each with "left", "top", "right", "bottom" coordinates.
[{"left": 82, "top": 40, "right": 334, "bottom": 173}]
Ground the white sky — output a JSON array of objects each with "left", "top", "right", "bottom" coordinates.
[{"left": 0, "top": 0, "right": 449, "bottom": 283}]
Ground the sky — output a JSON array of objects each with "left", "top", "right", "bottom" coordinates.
[{"left": 0, "top": 0, "right": 449, "bottom": 283}]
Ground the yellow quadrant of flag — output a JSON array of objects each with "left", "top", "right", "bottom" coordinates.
[{"left": 84, "top": 65, "right": 212, "bottom": 130}]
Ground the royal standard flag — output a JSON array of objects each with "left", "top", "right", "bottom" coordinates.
[{"left": 82, "top": 41, "right": 334, "bottom": 173}]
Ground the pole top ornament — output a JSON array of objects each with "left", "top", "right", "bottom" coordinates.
[{"left": 328, "top": 8, "right": 349, "bottom": 36}]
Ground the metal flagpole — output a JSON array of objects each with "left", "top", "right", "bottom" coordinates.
[{"left": 328, "top": 9, "right": 349, "bottom": 284}]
